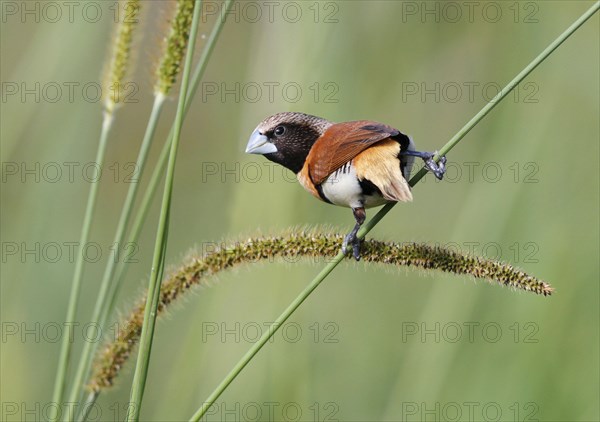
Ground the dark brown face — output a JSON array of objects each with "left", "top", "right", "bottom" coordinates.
[{"left": 246, "top": 112, "right": 333, "bottom": 174}]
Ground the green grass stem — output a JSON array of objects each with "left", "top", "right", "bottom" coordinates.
[
  {"left": 109, "top": 0, "right": 236, "bottom": 313},
  {"left": 65, "top": 94, "right": 166, "bottom": 421},
  {"left": 76, "top": 3, "right": 235, "bottom": 419},
  {"left": 189, "top": 3, "right": 600, "bottom": 420},
  {"left": 49, "top": 112, "right": 113, "bottom": 422},
  {"left": 125, "top": 1, "right": 204, "bottom": 420}
]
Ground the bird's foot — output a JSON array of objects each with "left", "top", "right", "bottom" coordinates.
[
  {"left": 401, "top": 149, "right": 447, "bottom": 180},
  {"left": 422, "top": 152, "right": 447, "bottom": 180},
  {"left": 342, "top": 232, "right": 362, "bottom": 261}
]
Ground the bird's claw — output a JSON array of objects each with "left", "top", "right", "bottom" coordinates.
[
  {"left": 342, "top": 233, "right": 362, "bottom": 261},
  {"left": 423, "top": 152, "right": 447, "bottom": 180}
]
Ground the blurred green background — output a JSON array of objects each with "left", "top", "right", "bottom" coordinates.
[{"left": 1, "top": 1, "right": 599, "bottom": 421}]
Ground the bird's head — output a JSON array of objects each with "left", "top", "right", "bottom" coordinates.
[{"left": 245, "top": 112, "right": 333, "bottom": 173}]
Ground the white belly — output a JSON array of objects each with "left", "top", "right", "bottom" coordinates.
[{"left": 320, "top": 162, "right": 388, "bottom": 209}]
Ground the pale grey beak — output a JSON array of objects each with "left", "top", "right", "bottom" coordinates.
[{"left": 245, "top": 129, "right": 277, "bottom": 155}]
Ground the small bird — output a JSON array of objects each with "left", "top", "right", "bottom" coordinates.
[{"left": 245, "top": 112, "right": 446, "bottom": 260}]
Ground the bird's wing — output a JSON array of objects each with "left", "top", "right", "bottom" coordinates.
[
  {"left": 353, "top": 139, "right": 413, "bottom": 202},
  {"left": 306, "top": 121, "right": 400, "bottom": 185}
]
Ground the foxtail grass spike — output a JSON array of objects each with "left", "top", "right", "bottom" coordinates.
[
  {"left": 155, "top": 0, "right": 196, "bottom": 95},
  {"left": 88, "top": 230, "right": 552, "bottom": 392},
  {"left": 103, "top": 0, "right": 141, "bottom": 114}
]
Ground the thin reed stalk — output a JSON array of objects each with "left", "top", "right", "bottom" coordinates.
[
  {"left": 49, "top": 114, "right": 113, "bottom": 422},
  {"left": 109, "top": 0, "right": 236, "bottom": 324},
  {"left": 190, "top": 3, "right": 599, "bottom": 420},
  {"left": 64, "top": 94, "right": 165, "bottom": 417},
  {"left": 126, "top": 1, "right": 204, "bottom": 420},
  {"left": 50, "top": 1, "right": 140, "bottom": 419},
  {"left": 68, "top": 0, "right": 201, "bottom": 417},
  {"left": 77, "top": 2, "right": 236, "bottom": 419}
]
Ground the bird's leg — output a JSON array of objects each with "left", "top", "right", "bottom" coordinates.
[
  {"left": 342, "top": 207, "right": 366, "bottom": 261},
  {"left": 401, "top": 150, "right": 447, "bottom": 180}
]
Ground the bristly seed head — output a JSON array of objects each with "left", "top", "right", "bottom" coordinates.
[
  {"left": 102, "top": 0, "right": 141, "bottom": 115},
  {"left": 87, "top": 229, "right": 552, "bottom": 392},
  {"left": 155, "top": 0, "right": 196, "bottom": 96}
]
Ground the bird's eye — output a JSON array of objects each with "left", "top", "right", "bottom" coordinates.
[{"left": 274, "top": 126, "right": 286, "bottom": 137}]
